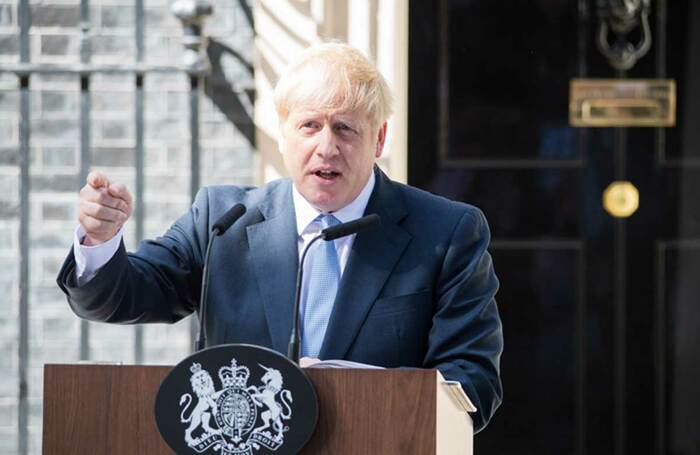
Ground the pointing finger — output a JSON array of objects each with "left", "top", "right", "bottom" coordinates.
[
  {"left": 80, "top": 186, "right": 131, "bottom": 216},
  {"left": 87, "top": 170, "right": 110, "bottom": 189}
]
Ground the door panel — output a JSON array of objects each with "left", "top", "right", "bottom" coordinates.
[
  {"left": 409, "top": 1, "right": 699, "bottom": 453},
  {"left": 492, "top": 247, "right": 580, "bottom": 453}
]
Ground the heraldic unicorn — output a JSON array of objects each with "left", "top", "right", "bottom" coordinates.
[{"left": 178, "top": 358, "right": 294, "bottom": 455}]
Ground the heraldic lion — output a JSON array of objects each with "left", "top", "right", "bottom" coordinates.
[{"left": 180, "top": 364, "right": 222, "bottom": 445}]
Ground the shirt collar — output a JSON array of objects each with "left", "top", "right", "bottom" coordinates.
[{"left": 292, "top": 171, "right": 376, "bottom": 236}]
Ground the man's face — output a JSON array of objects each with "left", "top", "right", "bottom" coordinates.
[{"left": 280, "top": 108, "right": 387, "bottom": 212}]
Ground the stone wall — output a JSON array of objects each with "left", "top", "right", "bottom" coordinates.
[{"left": 0, "top": 1, "right": 255, "bottom": 453}]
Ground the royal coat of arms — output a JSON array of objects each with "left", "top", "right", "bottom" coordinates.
[{"left": 179, "top": 358, "right": 294, "bottom": 455}]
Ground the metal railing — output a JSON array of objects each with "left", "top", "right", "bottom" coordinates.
[{"left": 0, "top": 0, "right": 254, "bottom": 452}]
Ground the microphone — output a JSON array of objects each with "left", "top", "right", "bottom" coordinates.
[
  {"left": 321, "top": 213, "right": 380, "bottom": 240},
  {"left": 196, "top": 203, "right": 246, "bottom": 351},
  {"left": 287, "top": 214, "right": 381, "bottom": 363},
  {"left": 212, "top": 204, "right": 246, "bottom": 234}
]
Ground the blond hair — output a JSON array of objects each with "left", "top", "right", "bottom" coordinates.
[{"left": 273, "top": 42, "right": 394, "bottom": 129}]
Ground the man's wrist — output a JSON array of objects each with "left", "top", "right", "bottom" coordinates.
[
  {"left": 80, "top": 234, "right": 103, "bottom": 246},
  {"left": 73, "top": 225, "right": 124, "bottom": 286}
]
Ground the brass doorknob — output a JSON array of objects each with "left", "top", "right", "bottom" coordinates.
[{"left": 603, "top": 181, "right": 639, "bottom": 218}]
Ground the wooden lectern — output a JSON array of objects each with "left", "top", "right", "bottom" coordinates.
[{"left": 43, "top": 364, "right": 473, "bottom": 454}]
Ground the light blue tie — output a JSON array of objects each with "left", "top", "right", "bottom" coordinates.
[{"left": 301, "top": 214, "right": 341, "bottom": 358}]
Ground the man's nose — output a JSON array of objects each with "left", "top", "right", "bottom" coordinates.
[{"left": 315, "top": 126, "right": 340, "bottom": 157}]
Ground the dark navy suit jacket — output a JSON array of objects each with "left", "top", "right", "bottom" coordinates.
[{"left": 57, "top": 167, "right": 503, "bottom": 432}]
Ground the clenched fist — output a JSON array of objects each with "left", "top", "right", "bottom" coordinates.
[{"left": 78, "top": 171, "right": 133, "bottom": 245}]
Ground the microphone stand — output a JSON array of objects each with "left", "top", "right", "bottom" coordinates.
[
  {"left": 196, "top": 228, "right": 220, "bottom": 351},
  {"left": 287, "top": 234, "right": 323, "bottom": 364},
  {"left": 195, "top": 203, "right": 246, "bottom": 351}
]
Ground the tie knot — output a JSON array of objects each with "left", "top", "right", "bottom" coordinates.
[{"left": 317, "top": 214, "right": 340, "bottom": 229}]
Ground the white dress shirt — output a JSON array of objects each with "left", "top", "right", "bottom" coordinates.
[
  {"left": 292, "top": 171, "right": 375, "bottom": 275},
  {"left": 73, "top": 225, "right": 124, "bottom": 286},
  {"left": 73, "top": 173, "right": 376, "bottom": 287}
]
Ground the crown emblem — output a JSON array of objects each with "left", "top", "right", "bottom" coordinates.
[
  {"left": 190, "top": 362, "right": 202, "bottom": 374},
  {"left": 219, "top": 358, "right": 250, "bottom": 388}
]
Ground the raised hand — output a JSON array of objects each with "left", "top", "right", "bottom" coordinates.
[{"left": 78, "top": 171, "right": 133, "bottom": 245}]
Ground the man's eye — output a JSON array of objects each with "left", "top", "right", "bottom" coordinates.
[
  {"left": 301, "top": 121, "right": 319, "bottom": 129},
  {"left": 335, "top": 123, "right": 353, "bottom": 132}
]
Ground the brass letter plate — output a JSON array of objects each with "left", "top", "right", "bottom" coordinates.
[{"left": 569, "top": 79, "right": 675, "bottom": 127}]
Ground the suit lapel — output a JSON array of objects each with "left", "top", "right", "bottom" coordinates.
[
  {"left": 320, "top": 169, "right": 411, "bottom": 360},
  {"left": 246, "top": 181, "right": 299, "bottom": 354}
]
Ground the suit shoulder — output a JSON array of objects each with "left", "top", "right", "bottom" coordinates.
[
  {"left": 393, "top": 180, "right": 486, "bottom": 225},
  {"left": 197, "top": 179, "right": 289, "bottom": 210}
]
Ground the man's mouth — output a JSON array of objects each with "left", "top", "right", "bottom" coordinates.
[{"left": 313, "top": 170, "right": 341, "bottom": 180}]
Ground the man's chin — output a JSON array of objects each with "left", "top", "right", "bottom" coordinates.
[
  {"left": 306, "top": 192, "right": 345, "bottom": 213},
  {"left": 311, "top": 200, "right": 343, "bottom": 213}
]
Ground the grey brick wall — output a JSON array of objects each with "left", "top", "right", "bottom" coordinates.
[
  {"left": 0, "top": 1, "right": 255, "bottom": 453},
  {"left": 0, "top": 66, "right": 20, "bottom": 455}
]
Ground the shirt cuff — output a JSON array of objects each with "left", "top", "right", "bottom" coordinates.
[{"left": 73, "top": 225, "right": 124, "bottom": 287}]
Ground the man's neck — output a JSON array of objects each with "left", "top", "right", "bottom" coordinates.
[{"left": 292, "top": 171, "right": 376, "bottom": 235}]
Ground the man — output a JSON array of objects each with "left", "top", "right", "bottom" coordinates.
[{"left": 57, "top": 42, "right": 503, "bottom": 432}]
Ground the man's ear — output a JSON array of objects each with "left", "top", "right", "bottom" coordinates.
[{"left": 375, "top": 122, "right": 388, "bottom": 158}]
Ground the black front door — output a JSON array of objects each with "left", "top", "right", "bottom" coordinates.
[{"left": 409, "top": 1, "right": 700, "bottom": 453}]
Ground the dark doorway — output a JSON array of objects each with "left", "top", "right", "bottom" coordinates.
[{"left": 408, "top": 1, "right": 700, "bottom": 453}]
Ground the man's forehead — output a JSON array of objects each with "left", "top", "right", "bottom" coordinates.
[{"left": 288, "top": 107, "right": 369, "bottom": 122}]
